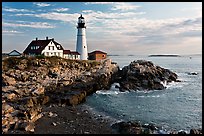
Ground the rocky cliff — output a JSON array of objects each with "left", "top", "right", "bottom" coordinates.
[{"left": 2, "top": 56, "right": 119, "bottom": 133}]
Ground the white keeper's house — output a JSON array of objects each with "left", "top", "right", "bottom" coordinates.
[{"left": 23, "top": 37, "right": 80, "bottom": 60}]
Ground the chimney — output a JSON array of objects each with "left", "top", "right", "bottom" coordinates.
[
  {"left": 36, "top": 37, "right": 38, "bottom": 41},
  {"left": 52, "top": 38, "right": 54, "bottom": 41},
  {"left": 46, "top": 36, "right": 48, "bottom": 40}
]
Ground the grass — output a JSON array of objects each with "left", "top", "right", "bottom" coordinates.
[{"left": 2, "top": 55, "right": 103, "bottom": 72}]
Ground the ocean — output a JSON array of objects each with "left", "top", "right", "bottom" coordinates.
[{"left": 83, "top": 54, "right": 202, "bottom": 132}]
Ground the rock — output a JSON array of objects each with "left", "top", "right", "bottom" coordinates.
[
  {"left": 142, "top": 128, "right": 153, "bottom": 134},
  {"left": 115, "top": 85, "right": 120, "bottom": 88},
  {"left": 48, "top": 112, "right": 58, "bottom": 117},
  {"left": 24, "top": 97, "right": 38, "bottom": 108},
  {"left": 16, "top": 64, "right": 26, "bottom": 70},
  {"left": 84, "top": 131, "right": 90, "bottom": 134},
  {"left": 2, "top": 74, "right": 16, "bottom": 86},
  {"left": 187, "top": 72, "right": 198, "bottom": 75},
  {"left": 25, "top": 122, "right": 35, "bottom": 132},
  {"left": 39, "top": 96, "right": 50, "bottom": 105},
  {"left": 152, "top": 83, "right": 165, "bottom": 90},
  {"left": 21, "top": 72, "right": 30, "bottom": 82},
  {"left": 111, "top": 121, "right": 142, "bottom": 134},
  {"left": 169, "top": 130, "right": 178, "bottom": 134},
  {"left": 2, "top": 127, "right": 9, "bottom": 133},
  {"left": 32, "top": 87, "right": 45, "bottom": 96},
  {"left": 1, "top": 57, "right": 122, "bottom": 134},
  {"left": 190, "top": 129, "right": 202, "bottom": 134},
  {"left": 52, "top": 122, "right": 57, "bottom": 126},
  {"left": 4, "top": 93, "right": 18, "bottom": 100},
  {"left": 119, "top": 60, "right": 178, "bottom": 91},
  {"left": 2, "top": 103, "right": 15, "bottom": 114},
  {"left": 178, "top": 130, "right": 187, "bottom": 134}
]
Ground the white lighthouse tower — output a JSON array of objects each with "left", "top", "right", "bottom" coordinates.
[{"left": 76, "top": 14, "right": 88, "bottom": 60}]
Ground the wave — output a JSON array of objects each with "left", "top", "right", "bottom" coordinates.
[
  {"left": 96, "top": 83, "right": 129, "bottom": 95},
  {"left": 137, "top": 95, "right": 161, "bottom": 98},
  {"left": 165, "top": 80, "right": 187, "bottom": 89},
  {"left": 96, "top": 90, "right": 129, "bottom": 95}
]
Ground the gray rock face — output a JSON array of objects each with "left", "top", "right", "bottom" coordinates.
[
  {"left": 2, "top": 56, "right": 119, "bottom": 134},
  {"left": 119, "top": 60, "right": 178, "bottom": 91}
]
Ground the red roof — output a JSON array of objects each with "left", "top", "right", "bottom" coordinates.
[
  {"left": 63, "top": 50, "right": 71, "bottom": 54},
  {"left": 88, "top": 50, "right": 107, "bottom": 55},
  {"left": 23, "top": 38, "right": 63, "bottom": 55},
  {"left": 70, "top": 51, "right": 80, "bottom": 55}
]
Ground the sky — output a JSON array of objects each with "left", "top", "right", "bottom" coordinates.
[{"left": 2, "top": 2, "right": 202, "bottom": 55}]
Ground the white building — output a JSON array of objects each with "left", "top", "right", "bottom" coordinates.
[
  {"left": 23, "top": 37, "right": 80, "bottom": 60},
  {"left": 63, "top": 50, "right": 80, "bottom": 60},
  {"left": 23, "top": 37, "right": 64, "bottom": 57},
  {"left": 8, "top": 50, "right": 21, "bottom": 56},
  {"left": 76, "top": 14, "right": 88, "bottom": 60}
]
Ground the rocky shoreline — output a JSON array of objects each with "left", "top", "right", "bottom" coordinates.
[{"left": 2, "top": 56, "right": 202, "bottom": 134}]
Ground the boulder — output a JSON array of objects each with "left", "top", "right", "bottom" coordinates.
[
  {"left": 111, "top": 121, "right": 142, "bottom": 134},
  {"left": 2, "top": 103, "right": 15, "bottom": 114},
  {"left": 119, "top": 60, "right": 178, "bottom": 91},
  {"left": 16, "top": 64, "right": 26, "bottom": 70},
  {"left": 4, "top": 93, "right": 18, "bottom": 101},
  {"left": 31, "top": 87, "right": 45, "bottom": 96},
  {"left": 2, "top": 74, "right": 16, "bottom": 86},
  {"left": 190, "top": 129, "right": 202, "bottom": 134}
]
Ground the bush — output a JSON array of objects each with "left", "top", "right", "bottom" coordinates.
[{"left": 36, "top": 54, "right": 45, "bottom": 59}]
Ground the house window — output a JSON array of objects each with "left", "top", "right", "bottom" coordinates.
[
  {"left": 48, "top": 46, "right": 50, "bottom": 50},
  {"left": 54, "top": 52, "right": 56, "bottom": 56},
  {"left": 52, "top": 46, "right": 54, "bottom": 50},
  {"left": 46, "top": 52, "right": 49, "bottom": 56}
]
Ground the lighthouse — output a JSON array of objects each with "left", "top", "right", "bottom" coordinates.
[{"left": 76, "top": 14, "right": 88, "bottom": 60}]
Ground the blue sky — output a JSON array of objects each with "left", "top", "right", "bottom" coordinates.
[{"left": 2, "top": 2, "right": 202, "bottom": 55}]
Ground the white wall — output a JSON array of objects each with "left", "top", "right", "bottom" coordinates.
[
  {"left": 63, "top": 54, "right": 80, "bottom": 60},
  {"left": 41, "top": 41, "right": 63, "bottom": 57},
  {"left": 76, "top": 28, "right": 88, "bottom": 60}
]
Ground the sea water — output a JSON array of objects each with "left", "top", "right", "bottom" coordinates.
[{"left": 84, "top": 54, "right": 202, "bottom": 132}]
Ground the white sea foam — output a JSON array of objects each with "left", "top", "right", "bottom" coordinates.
[
  {"left": 137, "top": 95, "right": 161, "bottom": 98},
  {"left": 96, "top": 83, "right": 129, "bottom": 95},
  {"left": 165, "top": 81, "right": 186, "bottom": 89}
]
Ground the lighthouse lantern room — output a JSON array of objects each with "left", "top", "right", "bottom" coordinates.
[{"left": 76, "top": 14, "right": 88, "bottom": 60}]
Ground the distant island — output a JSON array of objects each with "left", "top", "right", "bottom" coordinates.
[{"left": 148, "top": 54, "right": 181, "bottom": 57}]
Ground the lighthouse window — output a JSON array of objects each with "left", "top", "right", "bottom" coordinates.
[{"left": 84, "top": 46, "right": 86, "bottom": 48}]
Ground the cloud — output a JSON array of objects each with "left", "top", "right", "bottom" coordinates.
[
  {"left": 85, "top": 2, "right": 114, "bottom": 5},
  {"left": 12, "top": 10, "right": 201, "bottom": 43},
  {"left": 3, "top": 8, "right": 34, "bottom": 12},
  {"left": 3, "top": 21, "right": 56, "bottom": 29},
  {"left": 111, "top": 3, "right": 141, "bottom": 11},
  {"left": 33, "top": 2, "right": 51, "bottom": 7},
  {"left": 7, "top": 5, "right": 201, "bottom": 53},
  {"left": 181, "top": 3, "right": 202, "bottom": 17},
  {"left": 2, "top": 30, "right": 24, "bottom": 35},
  {"left": 85, "top": 2, "right": 141, "bottom": 11},
  {"left": 82, "top": 10, "right": 94, "bottom": 13},
  {"left": 53, "top": 8, "right": 69, "bottom": 12}
]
